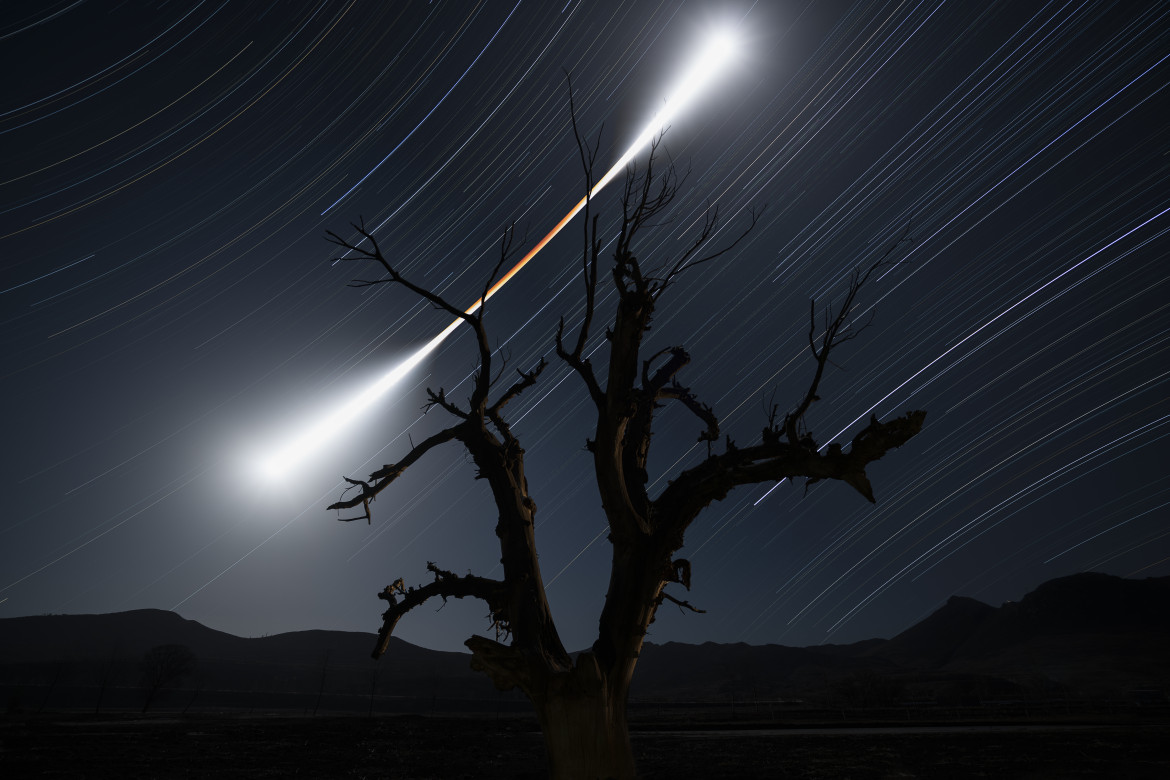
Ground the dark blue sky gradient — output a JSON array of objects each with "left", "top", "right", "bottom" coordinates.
[{"left": 1, "top": 1, "right": 1167, "bottom": 652}]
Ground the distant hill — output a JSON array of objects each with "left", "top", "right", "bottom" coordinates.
[
  {"left": 0, "top": 608, "right": 476, "bottom": 672},
  {"left": 953, "top": 571, "right": 1170, "bottom": 657},
  {"left": 2, "top": 572, "right": 1167, "bottom": 711},
  {"left": 940, "top": 573, "right": 1170, "bottom": 695},
  {"left": 870, "top": 596, "right": 996, "bottom": 669},
  {"left": 848, "top": 573, "right": 1168, "bottom": 699},
  {"left": 0, "top": 609, "right": 503, "bottom": 712}
]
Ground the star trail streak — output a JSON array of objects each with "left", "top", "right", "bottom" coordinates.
[{"left": 0, "top": 1, "right": 1166, "bottom": 652}]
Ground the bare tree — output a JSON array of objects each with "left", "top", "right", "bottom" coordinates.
[
  {"left": 139, "top": 644, "right": 196, "bottom": 714},
  {"left": 325, "top": 105, "right": 924, "bottom": 779},
  {"left": 93, "top": 647, "right": 119, "bottom": 715}
]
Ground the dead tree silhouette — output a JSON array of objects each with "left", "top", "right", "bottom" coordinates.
[
  {"left": 139, "top": 644, "right": 195, "bottom": 714},
  {"left": 325, "top": 102, "right": 924, "bottom": 780}
]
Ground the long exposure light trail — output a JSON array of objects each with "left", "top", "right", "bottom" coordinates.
[{"left": 255, "top": 27, "right": 739, "bottom": 479}]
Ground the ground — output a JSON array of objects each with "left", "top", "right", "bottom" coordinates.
[{"left": 3, "top": 713, "right": 1168, "bottom": 778}]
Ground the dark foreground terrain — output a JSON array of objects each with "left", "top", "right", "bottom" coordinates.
[{"left": 3, "top": 714, "right": 1169, "bottom": 779}]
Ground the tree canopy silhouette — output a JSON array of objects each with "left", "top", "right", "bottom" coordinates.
[{"left": 324, "top": 102, "right": 924, "bottom": 779}]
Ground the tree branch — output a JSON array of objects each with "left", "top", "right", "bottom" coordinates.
[
  {"left": 333, "top": 477, "right": 373, "bottom": 523},
  {"left": 642, "top": 346, "right": 690, "bottom": 393},
  {"left": 466, "top": 224, "right": 520, "bottom": 414},
  {"left": 654, "top": 410, "right": 926, "bottom": 535},
  {"left": 486, "top": 358, "right": 548, "bottom": 442},
  {"left": 611, "top": 134, "right": 680, "bottom": 298},
  {"left": 425, "top": 386, "right": 469, "bottom": 419},
  {"left": 658, "top": 382, "right": 720, "bottom": 444},
  {"left": 373, "top": 562, "right": 507, "bottom": 659},
  {"left": 327, "top": 426, "right": 460, "bottom": 514},
  {"left": 326, "top": 218, "right": 477, "bottom": 326},
  {"left": 659, "top": 590, "right": 706, "bottom": 615},
  {"left": 781, "top": 220, "right": 915, "bottom": 447},
  {"left": 555, "top": 74, "right": 605, "bottom": 408},
  {"left": 487, "top": 358, "right": 547, "bottom": 419},
  {"left": 556, "top": 314, "right": 604, "bottom": 407},
  {"left": 659, "top": 204, "right": 762, "bottom": 291}
]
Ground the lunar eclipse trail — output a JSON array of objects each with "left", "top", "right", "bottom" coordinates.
[
  {"left": 256, "top": 26, "right": 740, "bottom": 479},
  {"left": 1, "top": 2, "right": 1167, "bottom": 654}
]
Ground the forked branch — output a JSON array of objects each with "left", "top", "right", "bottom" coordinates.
[
  {"left": 487, "top": 357, "right": 549, "bottom": 440},
  {"left": 334, "top": 477, "right": 373, "bottom": 523},
  {"left": 555, "top": 75, "right": 605, "bottom": 408},
  {"left": 425, "top": 386, "right": 469, "bottom": 419},
  {"left": 611, "top": 135, "right": 679, "bottom": 297},
  {"left": 658, "top": 204, "right": 762, "bottom": 291},
  {"left": 327, "top": 219, "right": 478, "bottom": 327},
  {"left": 782, "top": 221, "right": 915, "bottom": 446}
]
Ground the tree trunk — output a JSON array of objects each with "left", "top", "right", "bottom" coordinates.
[
  {"left": 535, "top": 689, "right": 635, "bottom": 780},
  {"left": 533, "top": 653, "right": 637, "bottom": 780}
]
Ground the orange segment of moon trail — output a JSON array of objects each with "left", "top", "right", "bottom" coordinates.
[{"left": 470, "top": 193, "right": 587, "bottom": 315}]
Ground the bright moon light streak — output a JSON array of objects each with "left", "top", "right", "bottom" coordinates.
[{"left": 255, "top": 27, "right": 740, "bottom": 480}]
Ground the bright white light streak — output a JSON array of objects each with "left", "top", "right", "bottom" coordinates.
[{"left": 257, "top": 26, "right": 741, "bottom": 479}]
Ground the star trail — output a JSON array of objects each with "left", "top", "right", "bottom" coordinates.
[{"left": 1, "top": 1, "right": 1166, "bottom": 653}]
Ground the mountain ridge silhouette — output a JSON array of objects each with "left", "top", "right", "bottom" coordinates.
[{"left": 2, "top": 572, "right": 1166, "bottom": 705}]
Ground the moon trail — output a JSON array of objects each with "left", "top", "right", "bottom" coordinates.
[{"left": 257, "top": 28, "right": 739, "bottom": 479}]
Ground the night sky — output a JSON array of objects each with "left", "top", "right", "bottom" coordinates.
[{"left": 2, "top": 1, "right": 1167, "bottom": 655}]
